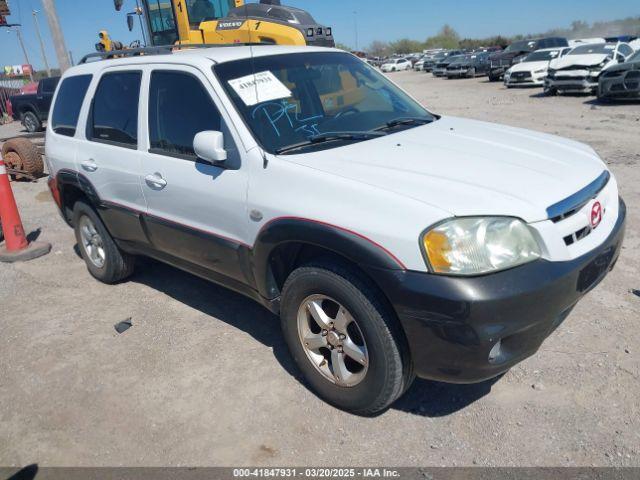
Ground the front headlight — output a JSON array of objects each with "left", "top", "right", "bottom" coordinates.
[{"left": 421, "top": 217, "right": 541, "bottom": 275}]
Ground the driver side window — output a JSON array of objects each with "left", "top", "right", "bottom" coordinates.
[{"left": 148, "top": 71, "right": 222, "bottom": 159}]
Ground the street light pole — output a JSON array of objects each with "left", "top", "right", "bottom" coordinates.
[
  {"left": 32, "top": 10, "right": 52, "bottom": 77},
  {"left": 353, "top": 11, "right": 359, "bottom": 51},
  {"left": 13, "top": 27, "right": 35, "bottom": 82},
  {"left": 41, "top": 0, "right": 71, "bottom": 73}
]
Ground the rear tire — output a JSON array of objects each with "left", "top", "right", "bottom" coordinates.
[
  {"left": 488, "top": 72, "right": 500, "bottom": 82},
  {"left": 22, "top": 111, "right": 42, "bottom": 133},
  {"left": 73, "top": 202, "right": 135, "bottom": 284},
  {"left": 280, "top": 260, "right": 413, "bottom": 415}
]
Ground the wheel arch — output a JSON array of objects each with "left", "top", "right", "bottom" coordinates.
[
  {"left": 252, "top": 218, "right": 406, "bottom": 302},
  {"left": 55, "top": 169, "right": 101, "bottom": 226}
]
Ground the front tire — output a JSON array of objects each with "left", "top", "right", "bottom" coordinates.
[
  {"left": 467, "top": 67, "right": 476, "bottom": 78},
  {"left": 544, "top": 85, "right": 558, "bottom": 96},
  {"left": 281, "top": 261, "right": 413, "bottom": 415},
  {"left": 73, "top": 202, "right": 135, "bottom": 284}
]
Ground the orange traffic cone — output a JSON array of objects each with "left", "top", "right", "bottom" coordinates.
[{"left": 0, "top": 158, "right": 51, "bottom": 262}]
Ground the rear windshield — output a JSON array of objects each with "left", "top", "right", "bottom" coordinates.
[
  {"left": 51, "top": 75, "right": 92, "bottom": 137},
  {"left": 505, "top": 40, "right": 535, "bottom": 53},
  {"left": 524, "top": 50, "right": 560, "bottom": 62}
]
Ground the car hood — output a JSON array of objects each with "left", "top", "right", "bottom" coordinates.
[
  {"left": 280, "top": 117, "right": 606, "bottom": 223},
  {"left": 551, "top": 53, "right": 610, "bottom": 69},
  {"left": 509, "top": 60, "right": 551, "bottom": 72}
]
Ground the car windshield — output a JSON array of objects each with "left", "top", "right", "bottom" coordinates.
[
  {"left": 450, "top": 55, "right": 470, "bottom": 64},
  {"left": 215, "top": 52, "right": 435, "bottom": 154},
  {"left": 505, "top": 40, "right": 535, "bottom": 53},
  {"left": 570, "top": 44, "right": 615, "bottom": 55},
  {"left": 524, "top": 50, "right": 559, "bottom": 62}
]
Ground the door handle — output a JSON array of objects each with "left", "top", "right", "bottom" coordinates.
[
  {"left": 81, "top": 159, "right": 98, "bottom": 172},
  {"left": 145, "top": 173, "right": 167, "bottom": 189}
]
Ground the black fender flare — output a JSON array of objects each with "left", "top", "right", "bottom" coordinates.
[
  {"left": 251, "top": 217, "right": 406, "bottom": 299},
  {"left": 55, "top": 169, "right": 101, "bottom": 224}
]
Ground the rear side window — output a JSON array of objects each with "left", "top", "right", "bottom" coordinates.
[
  {"left": 89, "top": 71, "right": 141, "bottom": 147},
  {"left": 51, "top": 75, "right": 92, "bottom": 137},
  {"left": 148, "top": 71, "right": 221, "bottom": 158}
]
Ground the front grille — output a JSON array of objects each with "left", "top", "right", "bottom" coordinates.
[
  {"left": 511, "top": 72, "right": 532, "bottom": 80},
  {"left": 564, "top": 226, "right": 593, "bottom": 246}
]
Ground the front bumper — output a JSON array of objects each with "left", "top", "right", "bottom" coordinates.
[
  {"left": 546, "top": 75, "right": 599, "bottom": 93},
  {"left": 369, "top": 198, "right": 626, "bottom": 383},
  {"left": 446, "top": 68, "right": 469, "bottom": 77},
  {"left": 505, "top": 73, "right": 546, "bottom": 86},
  {"left": 599, "top": 71, "right": 640, "bottom": 99},
  {"left": 490, "top": 66, "right": 508, "bottom": 77}
]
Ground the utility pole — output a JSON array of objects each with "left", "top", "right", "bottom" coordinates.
[
  {"left": 32, "top": 10, "right": 52, "bottom": 77},
  {"left": 41, "top": 0, "right": 71, "bottom": 73},
  {"left": 353, "top": 11, "right": 359, "bottom": 51},
  {"left": 13, "top": 27, "right": 35, "bottom": 82}
]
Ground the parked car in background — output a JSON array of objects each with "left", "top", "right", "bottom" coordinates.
[
  {"left": 413, "top": 56, "right": 427, "bottom": 71},
  {"left": 433, "top": 54, "right": 466, "bottom": 77},
  {"left": 445, "top": 52, "right": 491, "bottom": 78},
  {"left": 381, "top": 58, "right": 411, "bottom": 72},
  {"left": 504, "top": 47, "right": 572, "bottom": 87},
  {"left": 597, "top": 49, "right": 640, "bottom": 101},
  {"left": 423, "top": 50, "right": 464, "bottom": 72},
  {"left": 9, "top": 76, "right": 60, "bottom": 133},
  {"left": 545, "top": 42, "right": 635, "bottom": 95},
  {"left": 489, "top": 37, "right": 568, "bottom": 81}
]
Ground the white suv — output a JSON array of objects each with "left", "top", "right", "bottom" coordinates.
[{"left": 46, "top": 45, "right": 626, "bottom": 415}]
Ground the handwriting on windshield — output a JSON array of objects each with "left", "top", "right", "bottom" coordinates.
[{"left": 252, "top": 100, "right": 323, "bottom": 137}]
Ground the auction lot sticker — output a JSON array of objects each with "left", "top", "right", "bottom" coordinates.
[{"left": 228, "top": 71, "right": 292, "bottom": 106}]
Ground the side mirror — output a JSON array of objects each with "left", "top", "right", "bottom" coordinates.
[
  {"left": 127, "top": 14, "right": 135, "bottom": 32},
  {"left": 194, "top": 131, "right": 227, "bottom": 163}
]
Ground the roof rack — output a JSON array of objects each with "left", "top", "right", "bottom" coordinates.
[{"left": 78, "top": 43, "right": 267, "bottom": 65}]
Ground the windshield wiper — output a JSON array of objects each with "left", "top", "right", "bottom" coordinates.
[
  {"left": 375, "top": 117, "right": 434, "bottom": 131},
  {"left": 275, "top": 131, "right": 387, "bottom": 155}
]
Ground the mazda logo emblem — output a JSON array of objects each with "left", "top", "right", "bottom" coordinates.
[{"left": 591, "top": 201, "right": 603, "bottom": 229}]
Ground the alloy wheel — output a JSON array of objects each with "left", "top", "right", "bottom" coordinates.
[
  {"left": 297, "top": 295, "right": 369, "bottom": 387},
  {"left": 79, "top": 215, "right": 106, "bottom": 268}
]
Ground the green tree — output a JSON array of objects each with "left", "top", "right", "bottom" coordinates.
[
  {"left": 424, "top": 24, "right": 460, "bottom": 49},
  {"left": 388, "top": 38, "right": 424, "bottom": 54},
  {"left": 335, "top": 42, "right": 353, "bottom": 52}
]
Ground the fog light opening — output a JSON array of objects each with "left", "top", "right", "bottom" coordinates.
[{"left": 488, "top": 340, "right": 502, "bottom": 364}]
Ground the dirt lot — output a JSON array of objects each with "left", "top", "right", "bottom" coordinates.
[{"left": 0, "top": 71, "right": 639, "bottom": 468}]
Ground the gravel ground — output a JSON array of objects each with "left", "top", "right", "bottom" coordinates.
[{"left": 0, "top": 71, "right": 638, "bottom": 468}]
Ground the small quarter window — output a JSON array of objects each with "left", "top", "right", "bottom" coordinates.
[
  {"left": 89, "top": 72, "right": 141, "bottom": 147},
  {"left": 148, "top": 71, "right": 221, "bottom": 158},
  {"left": 51, "top": 75, "right": 92, "bottom": 137}
]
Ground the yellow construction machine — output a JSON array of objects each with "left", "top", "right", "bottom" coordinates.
[{"left": 102, "top": 0, "right": 334, "bottom": 51}]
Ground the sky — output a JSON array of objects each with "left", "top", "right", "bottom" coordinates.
[{"left": 1, "top": 0, "right": 639, "bottom": 70}]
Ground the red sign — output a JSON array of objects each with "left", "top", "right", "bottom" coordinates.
[{"left": 590, "top": 201, "right": 603, "bottom": 229}]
